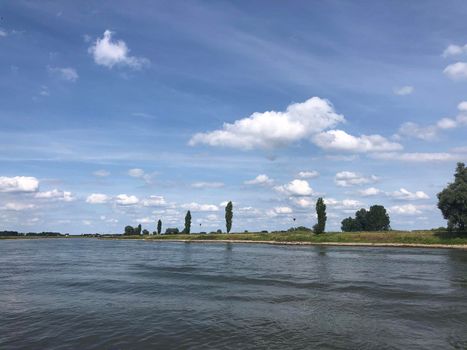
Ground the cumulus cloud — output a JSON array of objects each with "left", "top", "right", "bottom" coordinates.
[
  {"left": 88, "top": 30, "right": 149, "bottom": 69},
  {"left": 115, "top": 194, "right": 139, "bottom": 205},
  {"left": 189, "top": 97, "right": 345, "bottom": 150},
  {"left": 334, "top": 171, "right": 378, "bottom": 187},
  {"left": 388, "top": 188, "right": 429, "bottom": 200},
  {"left": 313, "top": 130, "right": 402, "bottom": 153},
  {"left": 442, "top": 44, "right": 467, "bottom": 57},
  {"left": 142, "top": 195, "right": 167, "bottom": 207},
  {"left": 35, "top": 189, "right": 74, "bottom": 202},
  {"left": 297, "top": 170, "right": 319, "bottom": 179},
  {"left": 324, "top": 198, "right": 364, "bottom": 210},
  {"left": 291, "top": 197, "right": 313, "bottom": 208},
  {"left": 0, "top": 176, "right": 39, "bottom": 193},
  {"left": 393, "top": 86, "right": 414, "bottom": 96},
  {"left": 48, "top": 66, "right": 79, "bottom": 82},
  {"left": 390, "top": 204, "right": 424, "bottom": 215},
  {"left": 268, "top": 206, "right": 293, "bottom": 216},
  {"left": 444, "top": 62, "right": 467, "bottom": 80},
  {"left": 191, "top": 182, "right": 224, "bottom": 189},
  {"left": 275, "top": 179, "right": 313, "bottom": 196},
  {"left": 244, "top": 174, "right": 273, "bottom": 185},
  {"left": 93, "top": 169, "right": 110, "bottom": 177},
  {"left": 359, "top": 187, "right": 381, "bottom": 196},
  {"left": 86, "top": 193, "right": 110, "bottom": 204},
  {"left": 181, "top": 202, "right": 219, "bottom": 212}
]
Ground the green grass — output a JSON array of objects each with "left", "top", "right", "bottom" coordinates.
[{"left": 118, "top": 230, "right": 467, "bottom": 246}]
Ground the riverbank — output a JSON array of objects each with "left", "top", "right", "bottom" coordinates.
[{"left": 110, "top": 231, "right": 467, "bottom": 249}]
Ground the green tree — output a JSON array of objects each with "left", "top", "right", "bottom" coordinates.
[
  {"left": 313, "top": 197, "right": 327, "bottom": 234},
  {"left": 341, "top": 205, "right": 390, "bottom": 232},
  {"left": 438, "top": 162, "right": 467, "bottom": 232},
  {"left": 366, "top": 205, "right": 390, "bottom": 231},
  {"left": 135, "top": 224, "right": 142, "bottom": 235},
  {"left": 184, "top": 210, "right": 192, "bottom": 234},
  {"left": 124, "top": 225, "right": 135, "bottom": 235},
  {"left": 157, "top": 219, "right": 162, "bottom": 235},
  {"left": 225, "top": 201, "right": 233, "bottom": 233},
  {"left": 142, "top": 229, "right": 149, "bottom": 235}
]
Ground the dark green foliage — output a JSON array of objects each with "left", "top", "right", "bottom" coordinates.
[
  {"left": 313, "top": 197, "right": 327, "bottom": 234},
  {"left": 341, "top": 205, "right": 390, "bottom": 232},
  {"left": 124, "top": 226, "right": 135, "bottom": 235},
  {"left": 142, "top": 229, "right": 149, "bottom": 235},
  {"left": 287, "top": 226, "right": 312, "bottom": 232},
  {"left": 165, "top": 228, "right": 180, "bottom": 234},
  {"left": 157, "top": 219, "right": 162, "bottom": 235},
  {"left": 135, "top": 224, "right": 142, "bottom": 235},
  {"left": 184, "top": 210, "right": 192, "bottom": 234},
  {"left": 437, "top": 162, "right": 467, "bottom": 232},
  {"left": 217, "top": 229, "right": 222, "bottom": 234},
  {"left": 225, "top": 201, "right": 233, "bottom": 233}
]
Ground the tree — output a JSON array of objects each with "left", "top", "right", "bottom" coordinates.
[
  {"left": 313, "top": 197, "right": 327, "bottom": 234},
  {"left": 184, "top": 210, "right": 192, "bottom": 234},
  {"left": 157, "top": 219, "right": 162, "bottom": 235},
  {"left": 142, "top": 229, "right": 149, "bottom": 235},
  {"left": 124, "top": 225, "right": 135, "bottom": 235},
  {"left": 341, "top": 205, "right": 390, "bottom": 232},
  {"left": 225, "top": 201, "right": 233, "bottom": 233},
  {"left": 135, "top": 224, "right": 142, "bottom": 235},
  {"left": 438, "top": 162, "right": 467, "bottom": 232},
  {"left": 366, "top": 205, "right": 390, "bottom": 231}
]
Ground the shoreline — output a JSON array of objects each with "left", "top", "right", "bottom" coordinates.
[{"left": 121, "top": 238, "right": 467, "bottom": 250}]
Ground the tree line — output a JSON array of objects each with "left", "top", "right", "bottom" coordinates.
[{"left": 122, "top": 163, "right": 466, "bottom": 235}]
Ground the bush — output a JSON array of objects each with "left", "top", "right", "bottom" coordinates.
[{"left": 341, "top": 205, "right": 390, "bottom": 232}]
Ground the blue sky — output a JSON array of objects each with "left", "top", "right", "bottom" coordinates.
[{"left": 1, "top": 0, "right": 466, "bottom": 234}]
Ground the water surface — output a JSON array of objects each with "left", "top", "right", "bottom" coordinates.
[{"left": 1, "top": 239, "right": 466, "bottom": 349}]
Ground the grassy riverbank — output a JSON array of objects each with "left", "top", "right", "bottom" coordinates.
[{"left": 116, "top": 230, "right": 467, "bottom": 246}]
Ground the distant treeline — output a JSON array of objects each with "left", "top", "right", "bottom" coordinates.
[{"left": 0, "top": 231, "right": 63, "bottom": 237}]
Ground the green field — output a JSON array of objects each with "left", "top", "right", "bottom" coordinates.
[{"left": 115, "top": 230, "right": 467, "bottom": 246}]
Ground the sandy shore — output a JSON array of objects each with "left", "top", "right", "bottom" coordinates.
[{"left": 143, "top": 239, "right": 467, "bottom": 250}]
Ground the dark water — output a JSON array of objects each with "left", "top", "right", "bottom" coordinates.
[{"left": 1, "top": 239, "right": 467, "bottom": 349}]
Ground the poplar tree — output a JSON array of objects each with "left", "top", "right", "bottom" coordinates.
[
  {"left": 225, "top": 201, "right": 233, "bottom": 233},
  {"left": 157, "top": 219, "right": 162, "bottom": 235},
  {"left": 184, "top": 211, "right": 192, "bottom": 234},
  {"left": 314, "top": 197, "right": 327, "bottom": 234}
]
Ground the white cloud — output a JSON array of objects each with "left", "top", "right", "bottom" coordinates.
[
  {"left": 142, "top": 195, "right": 167, "bottom": 207},
  {"left": 137, "top": 217, "right": 154, "bottom": 224},
  {"left": 0, "top": 176, "right": 39, "bottom": 193},
  {"left": 324, "top": 198, "right": 364, "bottom": 210},
  {"left": 458, "top": 101, "right": 467, "bottom": 112},
  {"left": 48, "top": 66, "right": 79, "bottom": 82},
  {"left": 86, "top": 193, "right": 110, "bottom": 204},
  {"left": 292, "top": 197, "right": 314, "bottom": 208},
  {"left": 275, "top": 179, "right": 313, "bottom": 196},
  {"left": 35, "top": 189, "right": 74, "bottom": 202},
  {"left": 273, "top": 206, "right": 293, "bottom": 214},
  {"left": 437, "top": 118, "right": 457, "bottom": 129},
  {"left": 93, "top": 169, "right": 110, "bottom": 177},
  {"left": 191, "top": 182, "right": 224, "bottom": 189},
  {"left": 313, "top": 130, "right": 402, "bottom": 153},
  {"left": 128, "top": 168, "right": 154, "bottom": 184},
  {"left": 359, "top": 187, "right": 381, "bottom": 196},
  {"left": 397, "top": 122, "right": 438, "bottom": 141},
  {"left": 181, "top": 202, "right": 219, "bottom": 212},
  {"left": 2, "top": 202, "right": 35, "bottom": 211},
  {"left": 189, "top": 97, "right": 345, "bottom": 150},
  {"left": 244, "top": 174, "right": 273, "bottom": 185},
  {"left": 115, "top": 194, "right": 139, "bottom": 205},
  {"left": 0, "top": 29, "right": 7, "bottom": 37},
  {"left": 388, "top": 188, "right": 429, "bottom": 200},
  {"left": 442, "top": 44, "right": 467, "bottom": 58},
  {"left": 297, "top": 170, "right": 319, "bottom": 179},
  {"left": 390, "top": 204, "right": 423, "bottom": 215},
  {"left": 444, "top": 62, "right": 467, "bottom": 80},
  {"left": 393, "top": 86, "right": 414, "bottom": 96},
  {"left": 371, "top": 152, "right": 459, "bottom": 162},
  {"left": 335, "top": 171, "right": 378, "bottom": 187},
  {"left": 88, "top": 30, "right": 149, "bottom": 69}
]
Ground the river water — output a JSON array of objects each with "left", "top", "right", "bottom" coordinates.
[{"left": 0, "top": 239, "right": 466, "bottom": 349}]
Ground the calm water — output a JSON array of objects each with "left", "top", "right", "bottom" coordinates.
[{"left": 0, "top": 239, "right": 466, "bottom": 349}]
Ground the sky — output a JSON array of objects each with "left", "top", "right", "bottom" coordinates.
[{"left": 1, "top": 0, "right": 467, "bottom": 234}]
